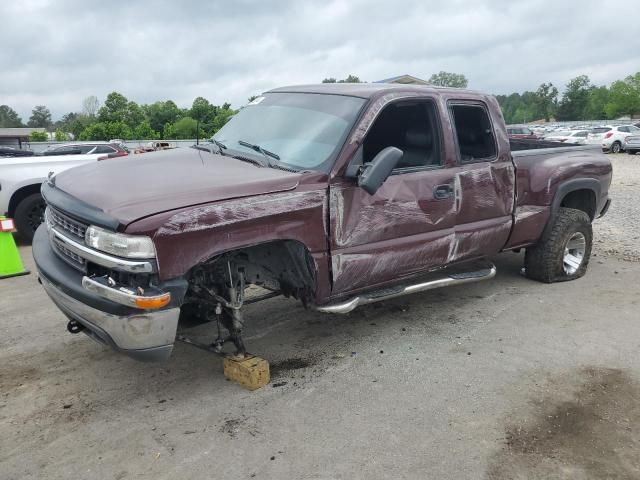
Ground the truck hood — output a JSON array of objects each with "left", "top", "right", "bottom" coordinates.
[{"left": 52, "top": 147, "right": 301, "bottom": 226}]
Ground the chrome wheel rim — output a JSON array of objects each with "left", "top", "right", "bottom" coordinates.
[{"left": 563, "top": 232, "right": 586, "bottom": 275}]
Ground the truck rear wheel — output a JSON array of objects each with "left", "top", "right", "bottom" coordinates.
[
  {"left": 524, "top": 207, "right": 592, "bottom": 283},
  {"left": 14, "top": 193, "right": 46, "bottom": 242}
]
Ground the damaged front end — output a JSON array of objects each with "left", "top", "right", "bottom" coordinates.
[
  {"left": 179, "top": 241, "right": 317, "bottom": 357},
  {"left": 33, "top": 190, "right": 188, "bottom": 361}
]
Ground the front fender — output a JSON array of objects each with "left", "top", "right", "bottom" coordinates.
[{"left": 130, "top": 189, "right": 329, "bottom": 281}]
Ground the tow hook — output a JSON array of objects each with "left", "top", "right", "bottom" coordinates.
[{"left": 67, "top": 320, "right": 85, "bottom": 334}]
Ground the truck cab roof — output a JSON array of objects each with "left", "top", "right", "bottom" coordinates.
[{"left": 267, "top": 83, "right": 484, "bottom": 99}]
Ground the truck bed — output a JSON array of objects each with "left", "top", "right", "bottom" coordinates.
[{"left": 509, "top": 138, "right": 590, "bottom": 152}]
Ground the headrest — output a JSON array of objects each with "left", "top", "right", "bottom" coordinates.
[{"left": 405, "top": 128, "right": 432, "bottom": 148}]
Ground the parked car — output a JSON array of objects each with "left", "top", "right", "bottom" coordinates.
[
  {"left": 134, "top": 141, "right": 175, "bottom": 154},
  {"left": 0, "top": 150, "right": 127, "bottom": 241},
  {"left": 0, "top": 146, "right": 35, "bottom": 157},
  {"left": 624, "top": 135, "right": 640, "bottom": 155},
  {"left": 586, "top": 125, "right": 640, "bottom": 153},
  {"left": 32, "top": 83, "right": 612, "bottom": 363},
  {"left": 544, "top": 130, "right": 589, "bottom": 144},
  {"left": 42, "top": 142, "right": 128, "bottom": 158},
  {"left": 506, "top": 125, "right": 538, "bottom": 139}
]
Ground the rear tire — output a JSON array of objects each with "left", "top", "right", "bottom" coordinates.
[
  {"left": 14, "top": 193, "right": 46, "bottom": 242},
  {"left": 524, "top": 207, "right": 592, "bottom": 283},
  {"left": 611, "top": 141, "right": 622, "bottom": 154}
]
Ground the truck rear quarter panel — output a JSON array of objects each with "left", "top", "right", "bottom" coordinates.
[{"left": 506, "top": 147, "right": 612, "bottom": 249}]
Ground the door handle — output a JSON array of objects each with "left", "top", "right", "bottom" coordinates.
[{"left": 433, "top": 184, "right": 453, "bottom": 199}]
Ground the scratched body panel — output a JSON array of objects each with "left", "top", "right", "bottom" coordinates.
[
  {"left": 133, "top": 188, "right": 328, "bottom": 281},
  {"left": 329, "top": 167, "right": 457, "bottom": 293}
]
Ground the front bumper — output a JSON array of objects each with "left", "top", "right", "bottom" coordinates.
[{"left": 33, "top": 224, "right": 183, "bottom": 361}]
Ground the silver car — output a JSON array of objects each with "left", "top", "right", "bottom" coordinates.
[{"left": 624, "top": 135, "right": 640, "bottom": 155}]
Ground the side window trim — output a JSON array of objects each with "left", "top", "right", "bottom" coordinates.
[{"left": 447, "top": 100, "right": 498, "bottom": 165}]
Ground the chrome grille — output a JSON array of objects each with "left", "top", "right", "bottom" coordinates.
[
  {"left": 52, "top": 237, "right": 87, "bottom": 271},
  {"left": 47, "top": 207, "right": 87, "bottom": 240},
  {"left": 46, "top": 207, "right": 89, "bottom": 272}
]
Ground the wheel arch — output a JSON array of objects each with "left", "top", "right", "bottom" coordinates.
[
  {"left": 184, "top": 238, "right": 321, "bottom": 306},
  {"left": 551, "top": 179, "right": 600, "bottom": 222},
  {"left": 8, "top": 183, "right": 44, "bottom": 217}
]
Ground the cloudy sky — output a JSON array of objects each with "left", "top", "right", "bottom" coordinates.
[{"left": 1, "top": 0, "right": 638, "bottom": 121}]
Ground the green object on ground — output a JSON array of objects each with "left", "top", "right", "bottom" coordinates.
[{"left": 0, "top": 217, "right": 29, "bottom": 279}]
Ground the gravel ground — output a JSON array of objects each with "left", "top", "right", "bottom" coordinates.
[
  {"left": 1, "top": 153, "right": 639, "bottom": 479},
  {"left": 593, "top": 153, "right": 640, "bottom": 262}
]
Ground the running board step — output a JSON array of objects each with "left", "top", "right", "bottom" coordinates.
[{"left": 316, "top": 261, "right": 496, "bottom": 314}]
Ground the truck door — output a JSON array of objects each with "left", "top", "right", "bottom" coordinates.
[
  {"left": 329, "top": 99, "right": 457, "bottom": 294},
  {"left": 446, "top": 102, "right": 515, "bottom": 261}
]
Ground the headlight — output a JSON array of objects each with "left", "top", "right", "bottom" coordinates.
[{"left": 85, "top": 225, "right": 156, "bottom": 259}]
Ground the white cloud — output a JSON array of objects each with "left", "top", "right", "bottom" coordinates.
[{"left": 1, "top": 0, "right": 638, "bottom": 120}]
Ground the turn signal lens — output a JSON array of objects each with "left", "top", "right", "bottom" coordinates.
[{"left": 134, "top": 293, "right": 171, "bottom": 310}]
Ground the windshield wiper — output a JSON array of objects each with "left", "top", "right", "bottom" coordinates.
[
  {"left": 212, "top": 139, "right": 227, "bottom": 154},
  {"left": 237, "top": 140, "right": 281, "bottom": 165},
  {"left": 193, "top": 139, "right": 228, "bottom": 156}
]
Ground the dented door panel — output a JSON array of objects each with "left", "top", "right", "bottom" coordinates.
[
  {"left": 448, "top": 160, "right": 516, "bottom": 261},
  {"left": 329, "top": 169, "right": 456, "bottom": 294}
]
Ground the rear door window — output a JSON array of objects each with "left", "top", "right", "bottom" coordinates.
[
  {"left": 48, "top": 146, "right": 82, "bottom": 155},
  {"left": 449, "top": 104, "right": 497, "bottom": 162},
  {"left": 94, "top": 145, "right": 116, "bottom": 154}
]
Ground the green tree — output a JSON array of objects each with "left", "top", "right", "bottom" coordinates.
[
  {"left": 322, "top": 75, "right": 364, "bottom": 83},
  {"left": 428, "top": 71, "right": 468, "bottom": 88},
  {"left": 144, "top": 100, "right": 181, "bottom": 138},
  {"left": 125, "top": 101, "right": 145, "bottom": 129},
  {"left": 98, "top": 92, "right": 129, "bottom": 123},
  {"left": 496, "top": 91, "right": 539, "bottom": 124},
  {"left": 79, "top": 121, "right": 132, "bottom": 141},
  {"left": 163, "top": 122, "right": 174, "bottom": 139},
  {"left": 68, "top": 114, "right": 95, "bottom": 140},
  {"left": 27, "top": 105, "right": 52, "bottom": 128},
  {"left": 191, "top": 96, "right": 211, "bottom": 123},
  {"left": 0, "top": 105, "right": 24, "bottom": 127},
  {"left": 534, "top": 83, "right": 558, "bottom": 121},
  {"left": 164, "top": 117, "right": 206, "bottom": 139},
  {"left": 54, "top": 112, "right": 78, "bottom": 133},
  {"left": 604, "top": 72, "right": 640, "bottom": 119},
  {"left": 54, "top": 129, "right": 67, "bottom": 141},
  {"left": 133, "top": 120, "right": 159, "bottom": 140},
  {"left": 556, "top": 75, "right": 592, "bottom": 121},
  {"left": 29, "top": 131, "right": 49, "bottom": 141},
  {"left": 209, "top": 104, "right": 236, "bottom": 135},
  {"left": 585, "top": 86, "right": 610, "bottom": 119}
]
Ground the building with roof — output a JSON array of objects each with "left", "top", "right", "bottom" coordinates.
[
  {"left": 374, "top": 74, "right": 430, "bottom": 85},
  {"left": 0, "top": 128, "right": 46, "bottom": 148}
]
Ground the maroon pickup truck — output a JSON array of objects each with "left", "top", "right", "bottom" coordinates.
[{"left": 33, "top": 84, "right": 612, "bottom": 361}]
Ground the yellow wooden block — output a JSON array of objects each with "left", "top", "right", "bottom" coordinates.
[{"left": 223, "top": 355, "right": 270, "bottom": 390}]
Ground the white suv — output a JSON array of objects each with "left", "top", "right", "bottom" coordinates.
[{"left": 587, "top": 125, "right": 640, "bottom": 153}]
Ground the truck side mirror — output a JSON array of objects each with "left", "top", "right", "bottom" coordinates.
[{"left": 357, "top": 147, "right": 403, "bottom": 195}]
